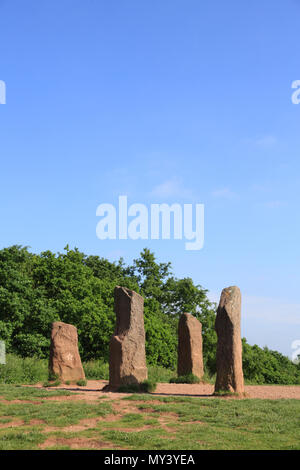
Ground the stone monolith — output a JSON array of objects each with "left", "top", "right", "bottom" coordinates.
[
  {"left": 214, "top": 286, "right": 245, "bottom": 395},
  {"left": 49, "top": 321, "right": 86, "bottom": 384},
  {"left": 109, "top": 286, "right": 148, "bottom": 387},
  {"left": 177, "top": 313, "right": 203, "bottom": 379}
]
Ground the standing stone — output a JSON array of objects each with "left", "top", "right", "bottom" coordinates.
[
  {"left": 109, "top": 286, "right": 147, "bottom": 387},
  {"left": 177, "top": 313, "right": 203, "bottom": 379},
  {"left": 49, "top": 321, "right": 86, "bottom": 384},
  {"left": 214, "top": 286, "right": 245, "bottom": 395}
]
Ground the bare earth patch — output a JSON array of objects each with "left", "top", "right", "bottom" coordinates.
[
  {"left": 28, "top": 380, "right": 300, "bottom": 400},
  {"left": 244, "top": 385, "right": 300, "bottom": 399},
  {"left": 43, "top": 417, "right": 103, "bottom": 433},
  {"left": 39, "top": 437, "right": 115, "bottom": 450},
  {"left": 0, "top": 398, "right": 43, "bottom": 404},
  {"left": 0, "top": 419, "right": 24, "bottom": 429}
]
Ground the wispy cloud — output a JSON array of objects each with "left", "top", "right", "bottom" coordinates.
[
  {"left": 250, "top": 183, "right": 285, "bottom": 209},
  {"left": 211, "top": 187, "right": 238, "bottom": 199},
  {"left": 243, "top": 135, "right": 278, "bottom": 149},
  {"left": 250, "top": 182, "right": 272, "bottom": 193},
  {"left": 255, "top": 135, "right": 277, "bottom": 148},
  {"left": 150, "top": 178, "right": 193, "bottom": 199},
  {"left": 261, "top": 200, "right": 285, "bottom": 209}
]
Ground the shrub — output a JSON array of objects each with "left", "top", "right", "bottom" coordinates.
[
  {"left": 169, "top": 373, "right": 201, "bottom": 384},
  {"left": 76, "top": 379, "right": 87, "bottom": 386},
  {"left": 117, "top": 380, "right": 157, "bottom": 393},
  {"left": 140, "top": 380, "right": 157, "bottom": 393},
  {"left": 117, "top": 383, "right": 140, "bottom": 393},
  {"left": 43, "top": 379, "right": 61, "bottom": 387}
]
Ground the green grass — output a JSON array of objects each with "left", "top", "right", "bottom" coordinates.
[
  {"left": 0, "top": 384, "right": 299, "bottom": 450},
  {"left": 112, "top": 395, "right": 300, "bottom": 450},
  {"left": 140, "top": 380, "right": 157, "bottom": 393},
  {"left": 76, "top": 379, "right": 87, "bottom": 387},
  {"left": 147, "top": 365, "right": 175, "bottom": 383},
  {"left": 42, "top": 379, "right": 61, "bottom": 387},
  {"left": 82, "top": 359, "right": 109, "bottom": 380},
  {"left": 0, "top": 430, "right": 46, "bottom": 450},
  {"left": 213, "top": 390, "right": 242, "bottom": 397},
  {"left": 0, "top": 396, "right": 114, "bottom": 427},
  {"left": 118, "top": 380, "right": 157, "bottom": 393},
  {"left": 169, "top": 373, "right": 201, "bottom": 384},
  {"left": 0, "top": 383, "right": 73, "bottom": 401},
  {"left": 0, "top": 354, "right": 49, "bottom": 384},
  {"left": 0, "top": 401, "right": 113, "bottom": 427}
]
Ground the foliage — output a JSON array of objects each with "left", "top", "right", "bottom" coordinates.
[{"left": 242, "top": 339, "right": 300, "bottom": 384}]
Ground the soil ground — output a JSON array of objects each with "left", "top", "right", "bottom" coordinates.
[{"left": 32, "top": 380, "right": 300, "bottom": 400}]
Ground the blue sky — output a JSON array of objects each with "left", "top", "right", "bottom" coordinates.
[{"left": 0, "top": 0, "right": 299, "bottom": 358}]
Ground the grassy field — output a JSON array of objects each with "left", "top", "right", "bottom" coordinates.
[{"left": 0, "top": 384, "right": 299, "bottom": 450}]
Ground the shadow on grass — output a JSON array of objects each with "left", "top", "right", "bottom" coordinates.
[
  {"left": 150, "top": 392, "right": 214, "bottom": 398},
  {"left": 43, "top": 387, "right": 103, "bottom": 392}
]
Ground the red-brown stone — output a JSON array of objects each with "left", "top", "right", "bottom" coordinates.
[
  {"left": 214, "top": 286, "right": 245, "bottom": 395},
  {"left": 49, "top": 321, "right": 85, "bottom": 384},
  {"left": 177, "top": 313, "right": 203, "bottom": 379},
  {"left": 109, "top": 286, "right": 148, "bottom": 387}
]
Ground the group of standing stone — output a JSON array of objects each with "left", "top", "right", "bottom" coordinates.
[{"left": 48, "top": 285, "right": 245, "bottom": 396}]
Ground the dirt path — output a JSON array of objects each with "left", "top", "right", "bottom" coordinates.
[{"left": 32, "top": 380, "right": 300, "bottom": 400}]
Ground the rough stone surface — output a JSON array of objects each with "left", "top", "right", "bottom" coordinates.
[
  {"left": 49, "top": 321, "right": 85, "bottom": 384},
  {"left": 109, "top": 286, "right": 148, "bottom": 387},
  {"left": 214, "top": 286, "right": 245, "bottom": 395},
  {"left": 177, "top": 313, "right": 203, "bottom": 379}
]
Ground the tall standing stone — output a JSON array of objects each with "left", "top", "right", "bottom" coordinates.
[
  {"left": 214, "top": 286, "right": 245, "bottom": 395},
  {"left": 177, "top": 313, "right": 203, "bottom": 379},
  {"left": 49, "top": 321, "right": 86, "bottom": 384},
  {"left": 109, "top": 286, "right": 148, "bottom": 387}
]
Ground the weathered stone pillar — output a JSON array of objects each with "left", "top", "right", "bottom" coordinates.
[
  {"left": 109, "top": 286, "right": 148, "bottom": 387},
  {"left": 49, "top": 321, "right": 86, "bottom": 384},
  {"left": 214, "top": 286, "right": 245, "bottom": 395},
  {"left": 177, "top": 313, "right": 203, "bottom": 379}
]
